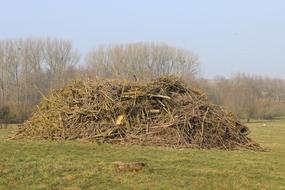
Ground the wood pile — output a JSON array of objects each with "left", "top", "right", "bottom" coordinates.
[{"left": 15, "top": 76, "right": 262, "bottom": 150}]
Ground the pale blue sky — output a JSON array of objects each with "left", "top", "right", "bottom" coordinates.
[{"left": 0, "top": 0, "right": 284, "bottom": 78}]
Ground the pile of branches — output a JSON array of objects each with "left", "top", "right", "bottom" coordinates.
[{"left": 15, "top": 76, "right": 262, "bottom": 150}]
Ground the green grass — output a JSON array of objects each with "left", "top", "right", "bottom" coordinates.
[{"left": 0, "top": 120, "right": 285, "bottom": 190}]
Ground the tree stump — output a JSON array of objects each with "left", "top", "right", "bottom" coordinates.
[{"left": 114, "top": 162, "right": 146, "bottom": 172}]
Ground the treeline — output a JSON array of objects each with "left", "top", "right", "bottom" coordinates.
[
  {"left": 0, "top": 38, "right": 284, "bottom": 123},
  {"left": 199, "top": 74, "right": 285, "bottom": 121},
  {"left": 0, "top": 38, "right": 80, "bottom": 122},
  {"left": 86, "top": 43, "right": 199, "bottom": 81}
]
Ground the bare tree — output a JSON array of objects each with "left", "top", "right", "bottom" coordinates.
[
  {"left": 43, "top": 38, "right": 80, "bottom": 89},
  {"left": 0, "top": 42, "right": 5, "bottom": 109},
  {"left": 86, "top": 42, "right": 199, "bottom": 81}
]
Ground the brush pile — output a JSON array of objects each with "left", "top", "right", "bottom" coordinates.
[{"left": 15, "top": 76, "right": 262, "bottom": 150}]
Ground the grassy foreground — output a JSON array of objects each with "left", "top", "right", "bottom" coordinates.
[{"left": 0, "top": 120, "right": 284, "bottom": 190}]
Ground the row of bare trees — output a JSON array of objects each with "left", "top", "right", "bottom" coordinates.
[
  {"left": 0, "top": 37, "right": 284, "bottom": 123},
  {"left": 0, "top": 38, "right": 79, "bottom": 121},
  {"left": 86, "top": 42, "right": 199, "bottom": 81},
  {"left": 199, "top": 74, "right": 285, "bottom": 122}
]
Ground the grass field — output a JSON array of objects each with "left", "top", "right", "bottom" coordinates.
[{"left": 0, "top": 120, "right": 284, "bottom": 190}]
